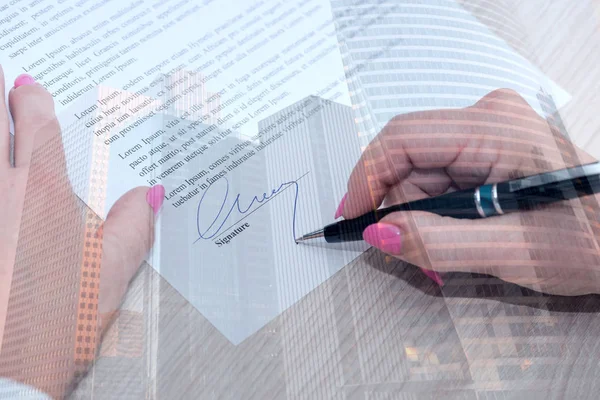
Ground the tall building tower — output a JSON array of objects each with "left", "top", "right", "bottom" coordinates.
[
  {"left": 258, "top": 96, "right": 362, "bottom": 228},
  {"left": 162, "top": 69, "right": 222, "bottom": 125},
  {"left": 537, "top": 87, "right": 600, "bottom": 254},
  {"left": 330, "top": 0, "right": 554, "bottom": 146},
  {"left": 149, "top": 67, "right": 277, "bottom": 344},
  {"left": 166, "top": 69, "right": 205, "bottom": 121},
  {"left": 0, "top": 79, "right": 163, "bottom": 396},
  {"left": 205, "top": 90, "right": 221, "bottom": 124},
  {"left": 256, "top": 96, "right": 402, "bottom": 396},
  {"left": 327, "top": 3, "right": 593, "bottom": 391},
  {"left": 257, "top": 95, "right": 362, "bottom": 311}
]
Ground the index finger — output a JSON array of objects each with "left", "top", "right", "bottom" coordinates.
[{"left": 342, "top": 89, "right": 552, "bottom": 218}]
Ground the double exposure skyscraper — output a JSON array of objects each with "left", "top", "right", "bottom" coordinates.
[
  {"left": 162, "top": 69, "right": 222, "bottom": 125},
  {"left": 257, "top": 96, "right": 362, "bottom": 308},
  {"left": 330, "top": 0, "right": 556, "bottom": 145},
  {"left": 0, "top": 83, "right": 162, "bottom": 397},
  {"left": 326, "top": 1, "right": 590, "bottom": 387},
  {"left": 258, "top": 95, "right": 361, "bottom": 224}
]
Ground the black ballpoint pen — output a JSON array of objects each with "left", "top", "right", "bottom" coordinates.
[{"left": 295, "top": 162, "right": 600, "bottom": 243}]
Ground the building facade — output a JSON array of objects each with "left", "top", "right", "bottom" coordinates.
[{"left": 330, "top": 0, "right": 554, "bottom": 146}]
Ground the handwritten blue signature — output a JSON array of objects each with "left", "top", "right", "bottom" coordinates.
[{"left": 194, "top": 176, "right": 302, "bottom": 243}]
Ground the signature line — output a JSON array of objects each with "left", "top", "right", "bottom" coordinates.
[{"left": 207, "top": 171, "right": 310, "bottom": 241}]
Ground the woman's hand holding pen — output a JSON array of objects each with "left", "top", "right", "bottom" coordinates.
[{"left": 338, "top": 88, "right": 600, "bottom": 296}]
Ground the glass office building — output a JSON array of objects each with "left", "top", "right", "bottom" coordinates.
[
  {"left": 327, "top": 1, "right": 597, "bottom": 388},
  {"left": 329, "top": 0, "right": 558, "bottom": 144}
]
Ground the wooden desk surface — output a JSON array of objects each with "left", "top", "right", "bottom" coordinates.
[{"left": 73, "top": 2, "right": 600, "bottom": 399}]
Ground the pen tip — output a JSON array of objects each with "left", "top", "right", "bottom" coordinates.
[{"left": 295, "top": 229, "right": 324, "bottom": 242}]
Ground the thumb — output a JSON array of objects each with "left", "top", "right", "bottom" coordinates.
[{"left": 96, "top": 184, "right": 164, "bottom": 331}]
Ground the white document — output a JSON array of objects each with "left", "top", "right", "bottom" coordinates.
[{"left": 1, "top": 0, "right": 572, "bottom": 343}]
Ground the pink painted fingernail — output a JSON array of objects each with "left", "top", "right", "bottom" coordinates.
[
  {"left": 363, "top": 223, "right": 402, "bottom": 255},
  {"left": 421, "top": 268, "right": 445, "bottom": 287},
  {"left": 14, "top": 74, "right": 36, "bottom": 88},
  {"left": 146, "top": 185, "right": 165, "bottom": 216},
  {"left": 334, "top": 193, "right": 348, "bottom": 219}
]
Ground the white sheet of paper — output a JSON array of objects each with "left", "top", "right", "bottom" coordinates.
[{"left": 2, "top": 0, "right": 573, "bottom": 343}]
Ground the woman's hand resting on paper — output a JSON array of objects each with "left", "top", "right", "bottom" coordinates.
[
  {"left": 338, "top": 88, "right": 600, "bottom": 296},
  {"left": 0, "top": 68, "right": 164, "bottom": 398}
]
